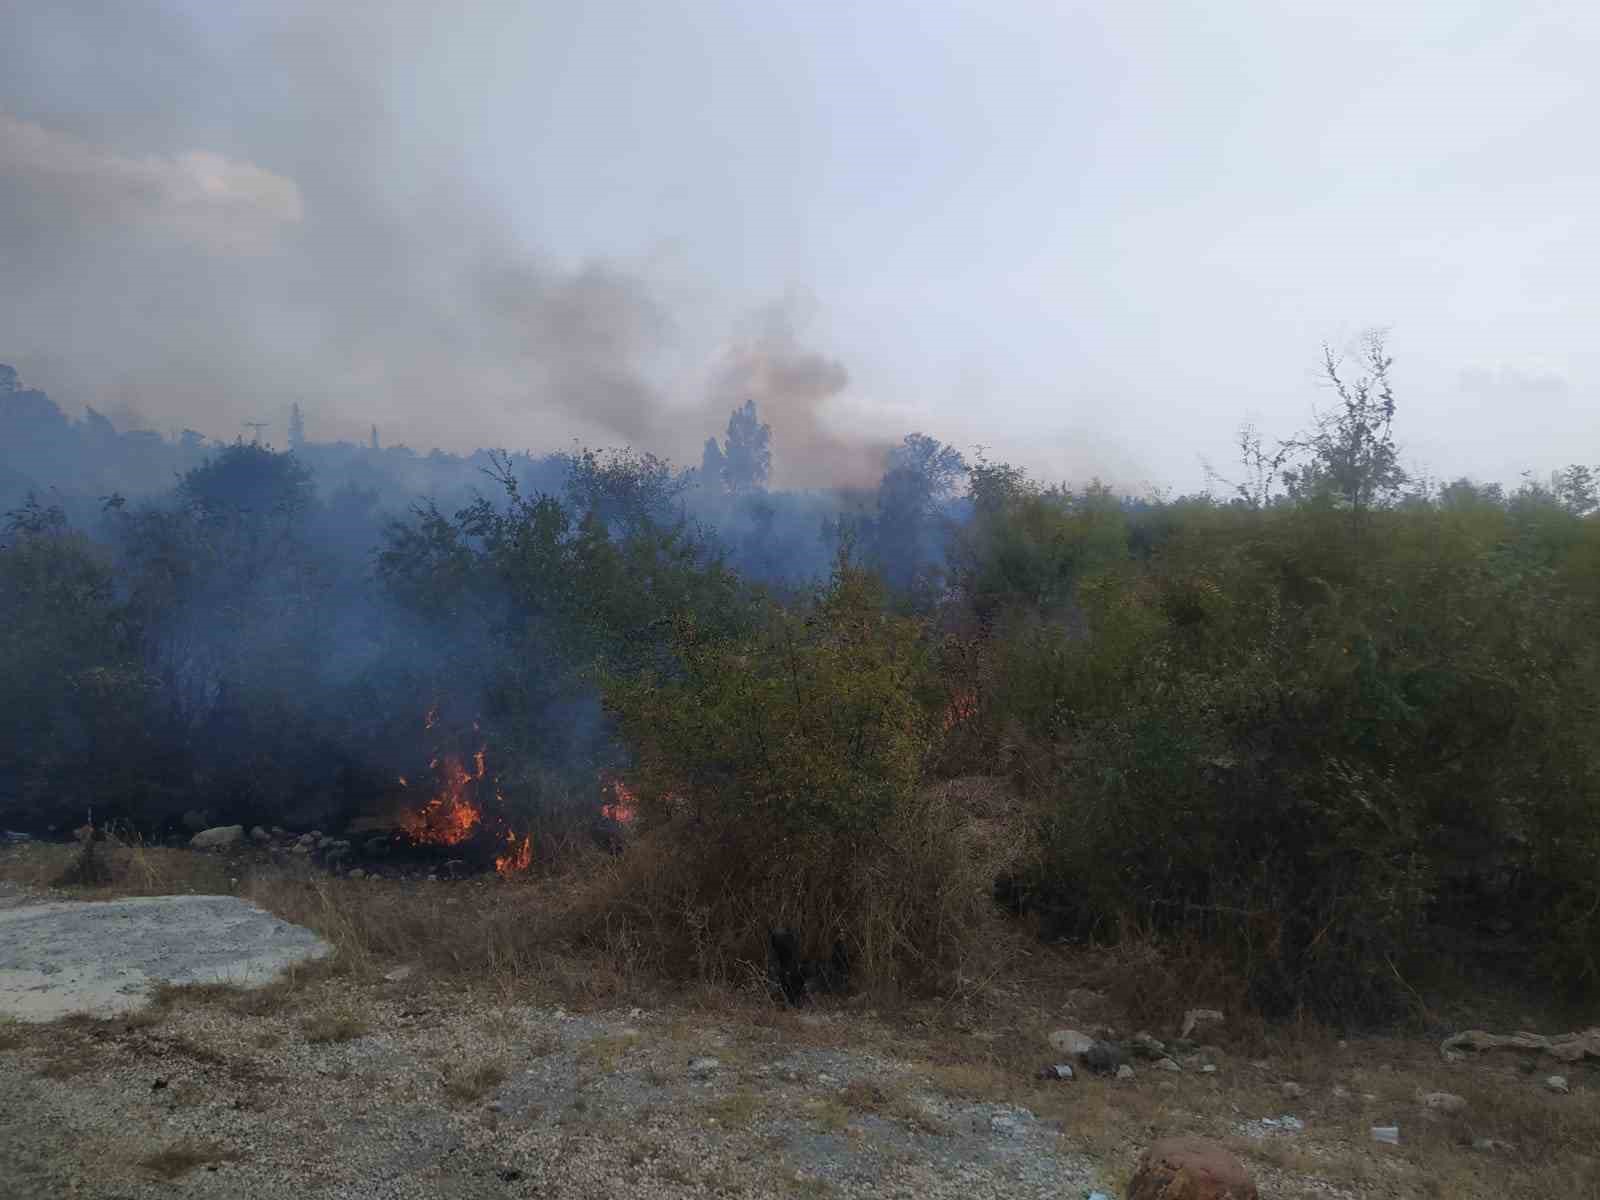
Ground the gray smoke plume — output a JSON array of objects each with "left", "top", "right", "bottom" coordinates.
[{"left": 0, "top": 3, "right": 883, "bottom": 486}]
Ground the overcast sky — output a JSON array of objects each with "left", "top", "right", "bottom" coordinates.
[{"left": 2, "top": 1, "right": 1595, "bottom": 491}]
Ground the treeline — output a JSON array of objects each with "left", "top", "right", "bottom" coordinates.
[{"left": 2, "top": 343, "right": 1597, "bottom": 1019}]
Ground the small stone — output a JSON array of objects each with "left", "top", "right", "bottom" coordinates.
[
  {"left": 989, "top": 1112, "right": 1023, "bottom": 1137},
  {"left": 1417, "top": 1090, "right": 1467, "bottom": 1114},
  {"left": 1116, "top": 1064, "right": 1135, "bottom": 1080},
  {"left": 1128, "top": 1136, "right": 1257, "bottom": 1200},
  {"left": 1200, "top": 1064, "right": 1218, "bottom": 1074},
  {"left": 1332, "top": 1086, "right": 1351, "bottom": 1099},
  {"left": 1155, "top": 1057, "right": 1182, "bottom": 1073},
  {"left": 688, "top": 1057, "right": 720, "bottom": 1078},
  {"left": 1157, "top": 1081, "right": 1177, "bottom": 1092},
  {"left": 190, "top": 824, "right": 244, "bottom": 850},
  {"left": 1180, "top": 1008, "right": 1225, "bottom": 1040},
  {"left": 1545, "top": 1075, "right": 1570, "bottom": 1094},
  {"left": 1049, "top": 1028, "right": 1096, "bottom": 1057},
  {"left": 270, "top": 826, "right": 286, "bottom": 837}
]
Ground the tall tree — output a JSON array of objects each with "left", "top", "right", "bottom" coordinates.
[
  {"left": 720, "top": 400, "right": 771, "bottom": 494},
  {"left": 288, "top": 403, "right": 306, "bottom": 452}
]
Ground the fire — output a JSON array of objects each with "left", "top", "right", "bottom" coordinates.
[
  {"left": 394, "top": 709, "right": 536, "bottom": 876},
  {"left": 399, "top": 753, "right": 483, "bottom": 846},
  {"left": 600, "top": 774, "right": 638, "bottom": 825},
  {"left": 942, "top": 688, "right": 979, "bottom": 733},
  {"left": 494, "top": 832, "right": 533, "bottom": 876}
]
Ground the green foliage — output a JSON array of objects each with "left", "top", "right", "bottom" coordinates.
[
  {"left": 956, "top": 493, "right": 1600, "bottom": 1016},
  {"left": 606, "top": 560, "right": 930, "bottom": 838}
]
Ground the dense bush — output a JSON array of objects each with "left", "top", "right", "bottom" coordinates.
[{"left": 600, "top": 560, "right": 1025, "bottom": 994}]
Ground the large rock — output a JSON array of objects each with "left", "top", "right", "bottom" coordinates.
[
  {"left": 1441, "top": 1027, "right": 1600, "bottom": 1064},
  {"left": 1129, "top": 1137, "right": 1257, "bottom": 1200},
  {"left": 189, "top": 824, "right": 244, "bottom": 850},
  {"left": 1049, "top": 1028, "right": 1096, "bottom": 1056}
]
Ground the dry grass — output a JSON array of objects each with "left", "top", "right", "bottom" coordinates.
[
  {"left": 576, "top": 1031, "right": 641, "bottom": 1073},
  {"left": 0, "top": 1019, "right": 23, "bottom": 1050},
  {"left": 301, "top": 1007, "right": 369, "bottom": 1044},
  {"left": 1, "top": 838, "right": 234, "bottom": 897},
  {"left": 703, "top": 1090, "right": 765, "bottom": 1127},
  {"left": 136, "top": 1140, "right": 240, "bottom": 1179},
  {"left": 441, "top": 1059, "right": 508, "bottom": 1103}
]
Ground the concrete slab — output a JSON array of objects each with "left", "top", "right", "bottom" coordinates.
[{"left": 0, "top": 894, "right": 331, "bottom": 1022}]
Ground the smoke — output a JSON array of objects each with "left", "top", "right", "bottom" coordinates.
[
  {"left": 705, "top": 297, "right": 891, "bottom": 490},
  {"left": 0, "top": 3, "right": 888, "bottom": 488}
]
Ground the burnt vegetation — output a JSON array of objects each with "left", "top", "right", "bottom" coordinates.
[{"left": 2, "top": 336, "right": 1599, "bottom": 1024}]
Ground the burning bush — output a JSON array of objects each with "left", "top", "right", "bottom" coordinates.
[{"left": 600, "top": 559, "right": 1025, "bottom": 995}]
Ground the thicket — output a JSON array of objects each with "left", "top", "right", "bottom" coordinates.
[{"left": 3, "top": 341, "right": 1597, "bottom": 1020}]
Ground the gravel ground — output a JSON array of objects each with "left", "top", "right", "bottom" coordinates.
[{"left": 0, "top": 972, "right": 1103, "bottom": 1200}]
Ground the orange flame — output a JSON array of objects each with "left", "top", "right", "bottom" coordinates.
[
  {"left": 494, "top": 832, "right": 533, "bottom": 876},
  {"left": 600, "top": 774, "right": 638, "bottom": 825},
  {"left": 942, "top": 688, "right": 978, "bottom": 733},
  {"left": 400, "top": 752, "right": 484, "bottom": 846}
]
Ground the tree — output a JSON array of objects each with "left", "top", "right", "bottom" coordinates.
[
  {"left": 720, "top": 400, "right": 772, "bottom": 494},
  {"left": 1281, "top": 332, "right": 1406, "bottom": 515},
  {"left": 288, "top": 403, "right": 306, "bottom": 452},
  {"left": 1553, "top": 464, "right": 1598, "bottom": 516}
]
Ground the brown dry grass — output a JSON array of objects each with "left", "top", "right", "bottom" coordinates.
[
  {"left": 1, "top": 837, "right": 234, "bottom": 897},
  {"left": 441, "top": 1059, "right": 508, "bottom": 1103},
  {"left": 136, "top": 1140, "right": 240, "bottom": 1179},
  {"left": 301, "top": 1007, "right": 369, "bottom": 1044}
]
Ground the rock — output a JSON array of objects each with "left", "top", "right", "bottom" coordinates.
[
  {"left": 989, "top": 1112, "right": 1022, "bottom": 1137},
  {"left": 1370, "top": 1125, "right": 1400, "bottom": 1145},
  {"left": 383, "top": 964, "right": 417, "bottom": 983},
  {"left": 1545, "top": 1075, "right": 1570, "bottom": 1094},
  {"left": 1049, "top": 1028, "right": 1096, "bottom": 1057},
  {"left": 181, "top": 809, "right": 213, "bottom": 833},
  {"left": 1116, "top": 1064, "right": 1135, "bottom": 1080},
  {"left": 249, "top": 826, "right": 271, "bottom": 843},
  {"left": 292, "top": 843, "right": 312, "bottom": 855},
  {"left": 1155, "top": 1057, "right": 1182, "bottom": 1073},
  {"left": 1131, "top": 1032, "right": 1167, "bottom": 1059},
  {"left": 347, "top": 869, "right": 366, "bottom": 881},
  {"left": 1200, "top": 1064, "right": 1218, "bottom": 1074},
  {"left": 687, "top": 1057, "right": 720, "bottom": 1078},
  {"left": 1280, "top": 1081, "right": 1304, "bottom": 1099},
  {"left": 1417, "top": 1090, "right": 1467, "bottom": 1114},
  {"left": 1180, "top": 1008, "right": 1225, "bottom": 1040},
  {"left": 297, "top": 833, "right": 318, "bottom": 847},
  {"left": 1037, "top": 1064, "right": 1075, "bottom": 1081},
  {"left": 1128, "top": 1136, "right": 1257, "bottom": 1200},
  {"left": 270, "top": 826, "right": 286, "bottom": 837},
  {"left": 189, "top": 825, "right": 244, "bottom": 850},
  {"left": 1082, "top": 1041, "right": 1127, "bottom": 1075},
  {"left": 1441, "top": 1026, "right": 1600, "bottom": 1065},
  {"left": 1472, "top": 1137, "right": 1514, "bottom": 1153}
]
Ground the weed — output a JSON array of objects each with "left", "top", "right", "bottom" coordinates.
[
  {"left": 301, "top": 1008, "right": 368, "bottom": 1044},
  {"left": 136, "top": 1141, "right": 239, "bottom": 1179},
  {"left": 442, "top": 1060, "right": 507, "bottom": 1103}
]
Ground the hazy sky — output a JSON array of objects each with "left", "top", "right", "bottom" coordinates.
[{"left": 2, "top": 1, "right": 1596, "bottom": 491}]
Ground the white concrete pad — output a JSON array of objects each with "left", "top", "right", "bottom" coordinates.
[{"left": 0, "top": 894, "right": 331, "bottom": 1022}]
